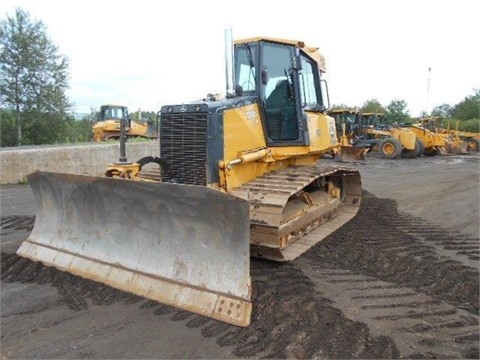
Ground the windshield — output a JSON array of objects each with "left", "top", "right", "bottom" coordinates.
[
  {"left": 235, "top": 45, "right": 257, "bottom": 94},
  {"left": 103, "top": 107, "right": 124, "bottom": 120}
]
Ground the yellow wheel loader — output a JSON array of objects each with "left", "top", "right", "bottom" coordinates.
[
  {"left": 92, "top": 104, "right": 158, "bottom": 141},
  {"left": 17, "top": 32, "right": 362, "bottom": 327}
]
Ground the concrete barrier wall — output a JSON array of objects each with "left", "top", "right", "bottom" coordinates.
[{"left": 0, "top": 141, "right": 160, "bottom": 184}]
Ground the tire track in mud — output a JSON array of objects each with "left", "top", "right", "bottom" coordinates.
[
  {"left": 1, "top": 217, "right": 399, "bottom": 358},
  {"left": 297, "top": 265, "right": 479, "bottom": 359},
  {"left": 298, "top": 191, "right": 479, "bottom": 359},
  {"left": 1, "top": 190, "right": 479, "bottom": 359},
  {"left": 1, "top": 215, "right": 35, "bottom": 231},
  {"left": 0, "top": 251, "right": 399, "bottom": 359},
  {"left": 389, "top": 215, "right": 479, "bottom": 265},
  {"left": 304, "top": 192, "right": 479, "bottom": 315},
  {"left": 0, "top": 215, "right": 35, "bottom": 253}
]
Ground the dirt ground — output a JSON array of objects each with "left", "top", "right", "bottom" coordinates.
[{"left": 1, "top": 152, "right": 479, "bottom": 359}]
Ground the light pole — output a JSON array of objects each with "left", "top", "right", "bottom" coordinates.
[{"left": 426, "top": 67, "right": 431, "bottom": 115}]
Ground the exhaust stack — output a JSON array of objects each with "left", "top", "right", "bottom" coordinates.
[{"left": 224, "top": 28, "right": 235, "bottom": 98}]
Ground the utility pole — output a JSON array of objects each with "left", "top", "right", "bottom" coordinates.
[{"left": 426, "top": 67, "right": 431, "bottom": 115}]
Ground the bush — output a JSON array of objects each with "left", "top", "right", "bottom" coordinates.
[{"left": 459, "top": 118, "right": 480, "bottom": 133}]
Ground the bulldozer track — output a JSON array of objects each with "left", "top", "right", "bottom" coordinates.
[
  {"left": 231, "top": 164, "right": 361, "bottom": 261},
  {"left": 1, "top": 190, "right": 478, "bottom": 358}
]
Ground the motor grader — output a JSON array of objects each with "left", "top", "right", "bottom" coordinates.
[
  {"left": 329, "top": 110, "right": 420, "bottom": 159},
  {"left": 408, "top": 118, "right": 450, "bottom": 156},
  {"left": 360, "top": 124, "right": 420, "bottom": 159},
  {"left": 448, "top": 129, "right": 480, "bottom": 153},
  {"left": 327, "top": 109, "right": 368, "bottom": 161},
  {"left": 17, "top": 32, "right": 362, "bottom": 327},
  {"left": 92, "top": 104, "right": 158, "bottom": 141},
  {"left": 422, "top": 118, "right": 480, "bottom": 154}
]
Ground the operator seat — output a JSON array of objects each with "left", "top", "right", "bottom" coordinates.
[{"left": 265, "top": 80, "right": 297, "bottom": 141}]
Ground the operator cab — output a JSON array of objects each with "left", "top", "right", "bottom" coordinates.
[
  {"left": 234, "top": 38, "right": 330, "bottom": 146},
  {"left": 100, "top": 105, "right": 129, "bottom": 121}
]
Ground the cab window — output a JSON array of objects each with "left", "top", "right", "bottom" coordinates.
[{"left": 263, "top": 44, "right": 298, "bottom": 141}]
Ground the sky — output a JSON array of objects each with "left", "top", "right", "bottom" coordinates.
[{"left": 1, "top": 0, "right": 478, "bottom": 117}]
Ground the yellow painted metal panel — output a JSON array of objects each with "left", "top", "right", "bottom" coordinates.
[
  {"left": 223, "top": 104, "right": 266, "bottom": 160},
  {"left": 306, "top": 112, "right": 339, "bottom": 151}
]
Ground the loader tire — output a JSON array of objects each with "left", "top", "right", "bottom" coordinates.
[
  {"left": 136, "top": 156, "right": 165, "bottom": 169},
  {"left": 402, "top": 138, "right": 422, "bottom": 158},
  {"left": 424, "top": 147, "right": 440, "bottom": 157},
  {"left": 466, "top": 138, "right": 480, "bottom": 152},
  {"left": 416, "top": 139, "right": 425, "bottom": 157},
  {"left": 379, "top": 138, "right": 402, "bottom": 159}
]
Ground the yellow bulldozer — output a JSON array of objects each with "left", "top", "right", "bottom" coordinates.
[
  {"left": 92, "top": 104, "right": 158, "bottom": 141},
  {"left": 17, "top": 32, "right": 362, "bottom": 327}
]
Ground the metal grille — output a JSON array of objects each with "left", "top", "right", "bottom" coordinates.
[{"left": 160, "top": 112, "right": 207, "bottom": 185}]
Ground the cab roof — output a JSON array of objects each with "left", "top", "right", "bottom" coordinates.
[
  {"left": 101, "top": 104, "right": 128, "bottom": 109},
  {"left": 235, "top": 37, "right": 326, "bottom": 72}
]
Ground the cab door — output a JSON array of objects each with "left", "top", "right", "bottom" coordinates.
[{"left": 260, "top": 42, "right": 307, "bottom": 146}]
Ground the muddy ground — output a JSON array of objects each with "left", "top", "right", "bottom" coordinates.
[{"left": 1, "top": 153, "right": 479, "bottom": 359}]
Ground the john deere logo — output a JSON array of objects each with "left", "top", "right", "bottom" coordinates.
[{"left": 180, "top": 105, "right": 187, "bottom": 112}]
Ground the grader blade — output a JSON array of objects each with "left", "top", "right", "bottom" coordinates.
[
  {"left": 17, "top": 171, "right": 252, "bottom": 327},
  {"left": 335, "top": 146, "right": 367, "bottom": 162},
  {"left": 456, "top": 141, "right": 469, "bottom": 154}
]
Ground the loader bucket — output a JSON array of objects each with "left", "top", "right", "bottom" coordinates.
[
  {"left": 334, "top": 146, "right": 367, "bottom": 162},
  {"left": 17, "top": 171, "right": 252, "bottom": 327}
]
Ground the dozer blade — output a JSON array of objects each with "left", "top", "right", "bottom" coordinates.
[
  {"left": 334, "top": 146, "right": 367, "bottom": 162},
  {"left": 17, "top": 171, "right": 252, "bottom": 327}
]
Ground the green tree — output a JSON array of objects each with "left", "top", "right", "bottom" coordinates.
[
  {"left": 385, "top": 99, "right": 410, "bottom": 123},
  {"left": 129, "top": 109, "right": 158, "bottom": 122},
  {"left": 459, "top": 118, "right": 480, "bottom": 132},
  {"left": 361, "top": 98, "right": 385, "bottom": 114},
  {"left": 451, "top": 89, "right": 480, "bottom": 121},
  {"left": 0, "top": 8, "right": 71, "bottom": 145},
  {"left": 0, "top": 108, "right": 16, "bottom": 146},
  {"left": 431, "top": 103, "right": 453, "bottom": 118},
  {"left": 419, "top": 110, "right": 429, "bottom": 118},
  {"left": 329, "top": 104, "right": 356, "bottom": 111},
  {"left": 66, "top": 114, "right": 94, "bottom": 142}
]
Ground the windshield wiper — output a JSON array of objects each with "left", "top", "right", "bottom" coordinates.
[{"left": 245, "top": 45, "right": 256, "bottom": 82}]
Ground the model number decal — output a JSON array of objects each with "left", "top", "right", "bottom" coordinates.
[{"left": 245, "top": 109, "right": 258, "bottom": 120}]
